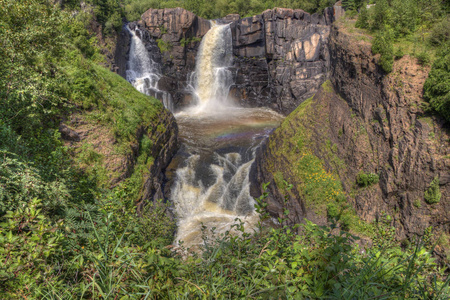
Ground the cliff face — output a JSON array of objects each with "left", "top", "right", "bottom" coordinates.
[
  {"left": 118, "top": 7, "right": 334, "bottom": 114},
  {"left": 231, "top": 8, "right": 332, "bottom": 114},
  {"left": 251, "top": 24, "right": 450, "bottom": 241}
]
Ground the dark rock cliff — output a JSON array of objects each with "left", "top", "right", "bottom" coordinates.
[
  {"left": 251, "top": 24, "right": 450, "bottom": 242},
  {"left": 230, "top": 8, "right": 333, "bottom": 114},
  {"left": 116, "top": 7, "right": 334, "bottom": 114}
]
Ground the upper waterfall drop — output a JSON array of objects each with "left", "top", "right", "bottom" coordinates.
[
  {"left": 126, "top": 25, "right": 174, "bottom": 112},
  {"left": 188, "top": 23, "right": 234, "bottom": 113}
]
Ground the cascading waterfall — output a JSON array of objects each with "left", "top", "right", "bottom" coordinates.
[
  {"left": 170, "top": 23, "right": 282, "bottom": 249},
  {"left": 126, "top": 25, "right": 174, "bottom": 112},
  {"left": 186, "top": 23, "right": 234, "bottom": 113},
  {"left": 125, "top": 21, "right": 282, "bottom": 249}
]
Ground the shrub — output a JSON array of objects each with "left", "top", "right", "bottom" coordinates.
[
  {"left": 416, "top": 51, "right": 431, "bottom": 66},
  {"left": 423, "top": 46, "right": 450, "bottom": 122},
  {"left": 0, "top": 151, "right": 70, "bottom": 216},
  {"left": 157, "top": 39, "right": 172, "bottom": 53},
  {"left": 394, "top": 46, "right": 405, "bottom": 59},
  {"left": 429, "top": 16, "right": 450, "bottom": 47},
  {"left": 372, "top": 27, "right": 394, "bottom": 73},
  {"left": 356, "top": 171, "right": 380, "bottom": 187},
  {"left": 355, "top": 5, "right": 369, "bottom": 29},
  {"left": 0, "top": 199, "right": 65, "bottom": 298},
  {"left": 424, "top": 176, "right": 441, "bottom": 204}
]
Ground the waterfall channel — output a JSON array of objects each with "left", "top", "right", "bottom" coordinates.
[
  {"left": 126, "top": 25, "right": 173, "bottom": 111},
  {"left": 127, "top": 23, "right": 282, "bottom": 249}
]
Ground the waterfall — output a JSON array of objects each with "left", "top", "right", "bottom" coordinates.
[
  {"left": 187, "top": 23, "right": 234, "bottom": 113},
  {"left": 126, "top": 25, "right": 174, "bottom": 112},
  {"left": 122, "top": 18, "right": 282, "bottom": 251},
  {"left": 121, "top": 21, "right": 282, "bottom": 250},
  {"left": 169, "top": 21, "right": 282, "bottom": 250}
]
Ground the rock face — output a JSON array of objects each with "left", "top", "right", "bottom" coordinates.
[
  {"left": 139, "top": 111, "right": 178, "bottom": 209},
  {"left": 251, "top": 24, "right": 450, "bottom": 241},
  {"left": 119, "top": 7, "right": 334, "bottom": 114},
  {"left": 139, "top": 8, "right": 211, "bottom": 108},
  {"left": 230, "top": 8, "right": 333, "bottom": 113}
]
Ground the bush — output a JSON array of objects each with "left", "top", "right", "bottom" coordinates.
[
  {"left": 0, "top": 199, "right": 65, "bottom": 298},
  {"left": 424, "top": 46, "right": 450, "bottom": 122},
  {"left": 372, "top": 27, "right": 395, "bottom": 73},
  {"left": 356, "top": 171, "right": 380, "bottom": 187},
  {"left": 416, "top": 51, "right": 431, "bottom": 66},
  {"left": 424, "top": 176, "right": 441, "bottom": 204},
  {"left": 355, "top": 5, "right": 369, "bottom": 29},
  {"left": 157, "top": 39, "right": 172, "bottom": 53},
  {"left": 429, "top": 16, "right": 450, "bottom": 47}
]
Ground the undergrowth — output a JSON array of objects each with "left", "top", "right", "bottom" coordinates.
[{"left": 1, "top": 187, "right": 449, "bottom": 298}]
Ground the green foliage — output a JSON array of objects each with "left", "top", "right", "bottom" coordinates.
[
  {"left": 121, "top": 0, "right": 335, "bottom": 21},
  {"left": 356, "top": 171, "right": 380, "bottom": 187},
  {"left": 341, "top": 0, "right": 363, "bottom": 12},
  {"left": 0, "top": 0, "right": 68, "bottom": 137},
  {"left": 0, "top": 199, "right": 65, "bottom": 299},
  {"left": 391, "top": 0, "right": 418, "bottom": 38},
  {"left": 424, "top": 176, "right": 441, "bottom": 204},
  {"left": 1, "top": 1, "right": 449, "bottom": 298},
  {"left": 180, "top": 36, "right": 202, "bottom": 47},
  {"left": 413, "top": 199, "right": 422, "bottom": 208},
  {"left": 0, "top": 151, "right": 70, "bottom": 216},
  {"left": 429, "top": 16, "right": 450, "bottom": 47},
  {"left": 415, "top": 50, "right": 431, "bottom": 66},
  {"left": 88, "top": 0, "right": 124, "bottom": 35},
  {"left": 354, "top": 0, "right": 448, "bottom": 77},
  {"left": 355, "top": 5, "right": 369, "bottom": 29},
  {"left": 157, "top": 38, "right": 172, "bottom": 52},
  {"left": 372, "top": 27, "right": 394, "bottom": 73},
  {"left": 424, "top": 46, "right": 450, "bottom": 122}
]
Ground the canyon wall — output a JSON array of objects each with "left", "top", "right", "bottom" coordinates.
[
  {"left": 112, "top": 6, "right": 449, "bottom": 248},
  {"left": 250, "top": 24, "right": 450, "bottom": 245},
  {"left": 230, "top": 8, "right": 333, "bottom": 113}
]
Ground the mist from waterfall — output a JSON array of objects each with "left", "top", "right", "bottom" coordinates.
[{"left": 126, "top": 25, "right": 173, "bottom": 112}]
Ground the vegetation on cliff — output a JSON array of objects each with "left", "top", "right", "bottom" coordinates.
[
  {"left": 349, "top": 0, "right": 449, "bottom": 121},
  {"left": 122, "top": 0, "right": 335, "bottom": 20}
]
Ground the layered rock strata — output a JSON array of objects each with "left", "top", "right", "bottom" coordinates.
[
  {"left": 230, "top": 8, "right": 333, "bottom": 113},
  {"left": 251, "top": 24, "right": 450, "bottom": 242}
]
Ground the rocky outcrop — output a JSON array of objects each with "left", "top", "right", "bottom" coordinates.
[
  {"left": 230, "top": 8, "right": 333, "bottom": 113},
  {"left": 138, "top": 8, "right": 211, "bottom": 108},
  {"left": 60, "top": 104, "right": 178, "bottom": 207},
  {"left": 119, "top": 7, "right": 335, "bottom": 114},
  {"left": 251, "top": 24, "right": 450, "bottom": 241},
  {"left": 139, "top": 110, "right": 178, "bottom": 207}
]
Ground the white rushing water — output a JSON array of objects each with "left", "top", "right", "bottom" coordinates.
[
  {"left": 184, "top": 23, "right": 235, "bottom": 114},
  {"left": 170, "top": 23, "right": 282, "bottom": 249},
  {"left": 126, "top": 25, "right": 174, "bottom": 111}
]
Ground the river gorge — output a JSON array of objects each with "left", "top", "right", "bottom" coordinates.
[{"left": 119, "top": 6, "right": 449, "bottom": 248}]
